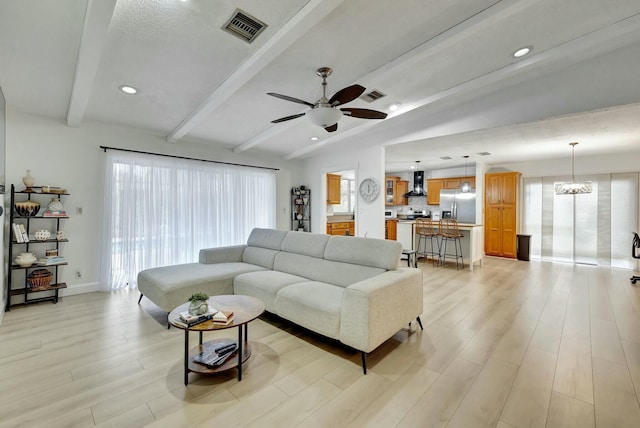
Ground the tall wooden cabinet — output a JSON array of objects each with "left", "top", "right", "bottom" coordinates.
[
  {"left": 484, "top": 172, "right": 520, "bottom": 258},
  {"left": 326, "top": 174, "right": 341, "bottom": 204}
]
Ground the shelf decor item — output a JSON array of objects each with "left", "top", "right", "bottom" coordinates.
[
  {"left": 14, "top": 252, "right": 37, "bottom": 268},
  {"left": 27, "top": 269, "right": 53, "bottom": 291},
  {"left": 188, "top": 292, "right": 210, "bottom": 316},
  {"left": 34, "top": 229, "right": 51, "bottom": 241},
  {"left": 14, "top": 201, "right": 40, "bottom": 216},
  {"left": 22, "top": 169, "right": 35, "bottom": 192},
  {"left": 48, "top": 198, "right": 64, "bottom": 212}
]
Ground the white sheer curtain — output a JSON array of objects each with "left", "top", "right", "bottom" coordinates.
[
  {"left": 100, "top": 150, "right": 276, "bottom": 291},
  {"left": 522, "top": 172, "right": 638, "bottom": 268}
]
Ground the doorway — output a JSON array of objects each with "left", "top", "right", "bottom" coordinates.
[{"left": 326, "top": 169, "right": 357, "bottom": 236}]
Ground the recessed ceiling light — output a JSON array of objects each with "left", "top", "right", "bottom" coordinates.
[
  {"left": 309, "top": 136, "right": 319, "bottom": 141},
  {"left": 513, "top": 46, "right": 532, "bottom": 58},
  {"left": 119, "top": 85, "right": 137, "bottom": 94},
  {"left": 410, "top": 164, "right": 416, "bottom": 169},
  {"left": 389, "top": 103, "right": 401, "bottom": 111}
]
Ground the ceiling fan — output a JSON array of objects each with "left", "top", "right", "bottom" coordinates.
[{"left": 267, "top": 67, "right": 388, "bottom": 133}]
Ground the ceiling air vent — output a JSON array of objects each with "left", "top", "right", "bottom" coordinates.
[
  {"left": 222, "top": 9, "right": 267, "bottom": 43},
  {"left": 440, "top": 156, "right": 452, "bottom": 160},
  {"left": 360, "top": 89, "right": 386, "bottom": 103},
  {"left": 477, "top": 152, "right": 492, "bottom": 156}
]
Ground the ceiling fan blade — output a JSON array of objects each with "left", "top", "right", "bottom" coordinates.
[
  {"left": 324, "top": 123, "right": 338, "bottom": 132},
  {"left": 267, "top": 92, "right": 315, "bottom": 107},
  {"left": 328, "top": 84, "right": 366, "bottom": 106},
  {"left": 271, "top": 113, "right": 306, "bottom": 123},
  {"left": 340, "top": 108, "right": 388, "bottom": 120}
]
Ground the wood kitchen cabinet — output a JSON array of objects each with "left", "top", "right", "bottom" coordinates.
[
  {"left": 395, "top": 180, "right": 408, "bottom": 205},
  {"left": 327, "top": 173, "right": 341, "bottom": 204},
  {"left": 385, "top": 177, "right": 409, "bottom": 206},
  {"left": 484, "top": 171, "right": 520, "bottom": 258},
  {"left": 426, "top": 179, "right": 443, "bottom": 205},
  {"left": 326, "top": 221, "right": 354, "bottom": 236},
  {"left": 443, "top": 176, "right": 475, "bottom": 190},
  {"left": 385, "top": 219, "right": 398, "bottom": 240}
]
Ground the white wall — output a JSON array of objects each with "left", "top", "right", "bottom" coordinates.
[
  {"left": 301, "top": 141, "right": 386, "bottom": 239},
  {"left": 4, "top": 110, "right": 301, "bottom": 297}
]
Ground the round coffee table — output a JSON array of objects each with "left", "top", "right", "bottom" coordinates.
[{"left": 168, "top": 294, "right": 265, "bottom": 385}]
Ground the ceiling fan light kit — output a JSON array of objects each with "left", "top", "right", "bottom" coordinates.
[
  {"left": 268, "top": 67, "right": 388, "bottom": 133},
  {"left": 555, "top": 142, "right": 592, "bottom": 195}
]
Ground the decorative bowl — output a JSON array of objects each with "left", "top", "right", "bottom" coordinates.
[
  {"left": 34, "top": 229, "right": 51, "bottom": 241},
  {"left": 14, "top": 201, "right": 41, "bottom": 217},
  {"left": 14, "top": 252, "right": 37, "bottom": 268},
  {"left": 27, "top": 269, "right": 53, "bottom": 290}
]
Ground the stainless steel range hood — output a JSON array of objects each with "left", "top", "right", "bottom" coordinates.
[{"left": 403, "top": 171, "right": 426, "bottom": 197}]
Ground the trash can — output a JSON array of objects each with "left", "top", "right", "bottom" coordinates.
[{"left": 517, "top": 234, "right": 531, "bottom": 261}]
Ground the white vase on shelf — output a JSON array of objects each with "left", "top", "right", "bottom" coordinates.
[
  {"left": 48, "top": 198, "right": 64, "bottom": 212},
  {"left": 22, "top": 169, "right": 35, "bottom": 191}
]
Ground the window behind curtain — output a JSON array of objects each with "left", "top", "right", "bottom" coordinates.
[{"left": 100, "top": 150, "right": 276, "bottom": 291}]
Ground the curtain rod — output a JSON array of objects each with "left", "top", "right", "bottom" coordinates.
[{"left": 99, "top": 146, "right": 280, "bottom": 171}]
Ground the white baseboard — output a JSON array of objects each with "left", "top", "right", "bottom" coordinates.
[{"left": 61, "top": 282, "right": 101, "bottom": 296}]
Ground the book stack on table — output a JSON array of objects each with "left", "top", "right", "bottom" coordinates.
[{"left": 193, "top": 339, "right": 239, "bottom": 368}]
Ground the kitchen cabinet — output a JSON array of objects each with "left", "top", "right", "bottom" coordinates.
[
  {"left": 385, "top": 219, "right": 398, "bottom": 240},
  {"left": 443, "top": 176, "right": 476, "bottom": 190},
  {"left": 327, "top": 173, "right": 341, "bottom": 204},
  {"left": 426, "top": 179, "right": 443, "bottom": 205},
  {"left": 428, "top": 176, "right": 476, "bottom": 204},
  {"left": 395, "top": 180, "right": 408, "bottom": 205},
  {"left": 385, "top": 176, "right": 397, "bottom": 206},
  {"left": 484, "top": 171, "right": 520, "bottom": 258},
  {"left": 326, "top": 221, "right": 354, "bottom": 236}
]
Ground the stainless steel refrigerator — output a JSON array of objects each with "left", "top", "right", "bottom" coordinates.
[{"left": 439, "top": 190, "right": 476, "bottom": 224}]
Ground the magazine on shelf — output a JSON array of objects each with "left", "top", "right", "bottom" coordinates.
[
  {"left": 193, "top": 339, "right": 239, "bottom": 368},
  {"left": 18, "top": 224, "right": 29, "bottom": 242},
  {"left": 42, "top": 210, "right": 67, "bottom": 217},
  {"left": 37, "top": 256, "right": 66, "bottom": 266},
  {"left": 12, "top": 223, "right": 24, "bottom": 243}
]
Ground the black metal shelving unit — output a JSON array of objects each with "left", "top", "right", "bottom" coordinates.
[
  {"left": 6, "top": 184, "right": 69, "bottom": 311},
  {"left": 291, "top": 187, "right": 310, "bottom": 232}
]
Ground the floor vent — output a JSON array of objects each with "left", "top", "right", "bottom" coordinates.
[
  {"left": 360, "top": 89, "right": 386, "bottom": 103},
  {"left": 222, "top": 9, "right": 267, "bottom": 43}
]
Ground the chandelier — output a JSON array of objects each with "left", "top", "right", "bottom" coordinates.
[{"left": 554, "top": 142, "right": 592, "bottom": 195}]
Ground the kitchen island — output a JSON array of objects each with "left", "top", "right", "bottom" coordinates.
[{"left": 396, "top": 220, "right": 483, "bottom": 270}]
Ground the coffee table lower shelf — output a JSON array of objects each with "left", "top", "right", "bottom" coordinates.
[{"left": 188, "top": 339, "right": 252, "bottom": 375}]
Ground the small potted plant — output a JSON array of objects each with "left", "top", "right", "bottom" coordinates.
[{"left": 188, "top": 292, "right": 209, "bottom": 315}]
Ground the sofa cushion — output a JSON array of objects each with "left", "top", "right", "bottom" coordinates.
[
  {"left": 247, "top": 228, "right": 288, "bottom": 250},
  {"left": 275, "top": 281, "right": 344, "bottom": 340},
  {"left": 242, "top": 246, "right": 280, "bottom": 269},
  {"left": 273, "top": 252, "right": 385, "bottom": 287},
  {"left": 324, "top": 235, "right": 402, "bottom": 271},
  {"left": 137, "top": 262, "right": 265, "bottom": 311},
  {"left": 280, "top": 231, "right": 330, "bottom": 258},
  {"left": 233, "top": 270, "right": 309, "bottom": 312}
]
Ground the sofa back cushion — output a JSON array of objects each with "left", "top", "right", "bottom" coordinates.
[
  {"left": 324, "top": 235, "right": 402, "bottom": 271},
  {"left": 273, "top": 252, "right": 385, "bottom": 287},
  {"left": 247, "top": 228, "right": 288, "bottom": 250},
  {"left": 280, "top": 231, "right": 330, "bottom": 258},
  {"left": 242, "top": 247, "right": 280, "bottom": 269}
]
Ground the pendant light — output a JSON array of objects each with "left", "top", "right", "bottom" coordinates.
[
  {"left": 555, "top": 142, "right": 592, "bottom": 195},
  {"left": 460, "top": 156, "right": 471, "bottom": 193}
]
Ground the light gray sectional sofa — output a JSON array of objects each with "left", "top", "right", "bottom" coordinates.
[{"left": 137, "top": 228, "right": 423, "bottom": 373}]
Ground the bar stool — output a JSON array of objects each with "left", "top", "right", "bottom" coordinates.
[
  {"left": 415, "top": 218, "right": 440, "bottom": 266},
  {"left": 439, "top": 218, "right": 464, "bottom": 270}
]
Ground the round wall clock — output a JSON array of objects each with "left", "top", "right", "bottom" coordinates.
[{"left": 359, "top": 178, "right": 380, "bottom": 202}]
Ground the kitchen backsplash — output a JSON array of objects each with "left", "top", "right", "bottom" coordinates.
[{"left": 388, "top": 196, "right": 439, "bottom": 214}]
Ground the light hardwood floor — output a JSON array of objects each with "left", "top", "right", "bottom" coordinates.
[{"left": 2, "top": 257, "right": 640, "bottom": 427}]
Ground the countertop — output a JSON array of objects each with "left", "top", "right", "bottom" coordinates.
[
  {"left": 397, "top": 220, "right": 482, "bottom": 227},
  {"left": 326, "top": 219, "right": 355, "bottom": 224}
]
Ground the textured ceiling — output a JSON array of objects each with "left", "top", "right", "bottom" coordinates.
[{"left": 1, "top": 0, "right": 640, "bottom": 170}]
